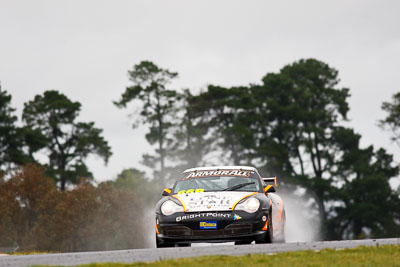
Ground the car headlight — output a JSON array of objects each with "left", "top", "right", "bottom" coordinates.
[
  {"left": 235, "top": 197, "right": 260, "bottom": 213},
  {"left": 161, "top": 200, "right": 184, "bottom": 216}
]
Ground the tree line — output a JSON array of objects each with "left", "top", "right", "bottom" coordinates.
[
  {"left": 0, "top": 89, "right": 112, "bottom": 190},
  {"left": 114, "top": 59, "right": 400, "bottom": 240},
  {"left": 1, "top": 58, "right": 400, "bottom": 250}
]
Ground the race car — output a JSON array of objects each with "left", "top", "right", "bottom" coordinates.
[{"left": 155, "top": 166, "right": 286, "bottom": 247}]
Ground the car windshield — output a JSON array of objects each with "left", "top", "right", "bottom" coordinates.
[{"left": 173, "top": 170, "right": 261, "bottom": 193}]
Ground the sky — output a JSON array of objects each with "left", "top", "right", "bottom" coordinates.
[{"left": 1, "top": 0, "right": 400, "bottom": 184}]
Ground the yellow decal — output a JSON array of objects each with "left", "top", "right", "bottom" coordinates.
[
  {"left": 264, "top": 185, "right": 272, "bottom": 192},
  {"left": 177, "top": 188, "right": 205, "bottom": 194},
  {"left": 164, "top": 188, "right": 171, "bottom": 194}
]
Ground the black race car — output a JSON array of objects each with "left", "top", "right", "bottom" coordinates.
[{"left": 155, "top": 166, "right": 286, "bottom": 247}]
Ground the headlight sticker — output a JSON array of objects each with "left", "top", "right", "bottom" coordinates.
[{"left": 171, "top": 195, "right": 187, "bottom": 212}]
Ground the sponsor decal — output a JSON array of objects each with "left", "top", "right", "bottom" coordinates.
[
  {"left": 186, "top": 194, "right": 233, "bottom": 210},
  {"left": 176, "top": 212, "right": 231, "bottom": 222},
  {"left": 200, "top": 221, "right": 217, "bottom": 229},
  {"left": 182, "top": 170, "right": 251, "bottom": 180},
  {"left": 233, "top": 214, "right": 242, "bottom": 220}
]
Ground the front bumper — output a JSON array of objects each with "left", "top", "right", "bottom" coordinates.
[{"left": 156, "top": 210, "right": 269, "bottom": 244}]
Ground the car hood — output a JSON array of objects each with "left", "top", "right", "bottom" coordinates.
[{"left": 173, "top": 191, "right": 257, "bottom": 212}]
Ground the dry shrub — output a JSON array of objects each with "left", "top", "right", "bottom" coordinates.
[
  {"left": 0, "top": 164, "right": 150, "bottom": 252},
  {"left": 0, "top": 164, "right": 58, "bottom": 249}
]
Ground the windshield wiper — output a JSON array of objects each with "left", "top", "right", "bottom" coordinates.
[{"left": 222, "top": 182, "right": 255, "bottom": 191}]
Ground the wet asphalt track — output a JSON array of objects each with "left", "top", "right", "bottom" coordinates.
[{"left": 0, "top": 238, "right": 399, "bottom": 267}]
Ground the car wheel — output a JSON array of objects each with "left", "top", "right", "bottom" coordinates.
[
  {"left": 156, "top": 242, "right": 175, "bottom": 248},
  {"left": 274, "top": 210, "right": 286, "bottom": 243},
  {"left": 156, "top": 235, "right": 175, "bottom": 248},
  {"left": 176, "top": 243, "right": 191, "bottom": 247}
]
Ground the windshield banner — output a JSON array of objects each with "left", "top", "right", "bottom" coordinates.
[{"left": 183, "top": 170, "right": 251, "bottom": 180}]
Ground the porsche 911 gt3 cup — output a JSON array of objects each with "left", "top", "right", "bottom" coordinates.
[{"left": 155, "top": 166, "right": 286, "bottom": 247}]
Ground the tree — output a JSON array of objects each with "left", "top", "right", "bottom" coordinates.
[
  {"left": 22, "top": 90, "right": 112, "bottom": 190},
  {"left": 0, "top": 84, "right": 29, "bottom": 173},
  {"left": 114, "top": 61, "right": 180, "bottom": 182},
  {"left": 244, "top": 59, "right": 351, "bottom": 236},
  {"left": 328, "top": 130, "right": 400, "bottom": 239},
  {"left": 108, "top": 168, "right": 158, "bottom": 205},
  {"left": 236, "top": 59, "right": 399, "bottom": 239},
  {"left": 185, "top": 85, "right": 255, "bottom": 166},
  {"left": 169, "top": 89, "right": 213, "bottom": 170},
  {"left": 380, "top": 92, "right": 400, "bottom": 145}
]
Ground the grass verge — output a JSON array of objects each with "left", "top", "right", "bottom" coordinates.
[{"left": 32, "top": 244, "right": 400, "bottom": 267}]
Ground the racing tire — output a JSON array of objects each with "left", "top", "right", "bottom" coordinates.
[
  {"left": 156, "top": 242, "right": 175, "bottom": 248},
  {"left": 256, "top": 211, "right": 273, "bottom": 244},
  {"left": 156, "top": 235, "right": 175, "bottom": 248},
  {"left": 176, "top": 243, "right": 191, "bottom": 247},
  {"left": 274, "top": 210, "right": 286, "bottom": 243}
]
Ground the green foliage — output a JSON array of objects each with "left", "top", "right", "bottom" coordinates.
[
  {"left": 108, "top": 168, "right": 159, "bottom": 205},
  {"left": 0, "top": 85, "right": 30, "bottom": 173},
  {"left": 381, "top": 92, "right": 400, "bottom": 144},
  {"left": 256, "top": 59, "right": 350, "bottom": 180},
  {"left": 188, "top": 85, "right": 254, "bottom": 165},
  {"left": 329, "top": 132, "right": 400, "bottom": 239},
  {"left": 169, "top": 89, "right": 213, "bottom": 171},
  {"left": 22, "top": 90, "right": 112, "bottom": 190},
  {"left": 114, "top": 61, "right": 180, "bottom": 182}
]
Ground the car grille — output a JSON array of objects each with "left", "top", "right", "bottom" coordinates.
[
  {"left": 225, "top": 223, "right": 253, "bottom": 235},
  {"left": 165, "top": 226, "right": 191, "bottom": 237}
]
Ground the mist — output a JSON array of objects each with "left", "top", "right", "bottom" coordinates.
[{"left": 281, "top": 192, "right": 321, "bottom": 242}]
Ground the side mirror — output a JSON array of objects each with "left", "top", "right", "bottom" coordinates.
[
  {"left": 162, "top": 188, "right": 172, "bottom": 196},
  {"left": 264, "top": 185, "right": 276, "bottom": 193},
  {"left": 262, "top": 177, "right": 277, "bottom": 187}
]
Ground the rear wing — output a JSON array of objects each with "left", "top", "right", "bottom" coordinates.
[{"left": 262, "top": 176, "right": 277, "bottom": 187}]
